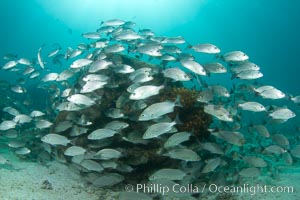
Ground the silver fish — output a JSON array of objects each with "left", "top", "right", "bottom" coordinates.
[
  {"left": 2, "top": 60, "right": 18, "bottom": 70},
  {"left": 162, "top": 68, "right": 191, "bottom": 82},
  {"left": 239, "top": 167, "right": 260, "bottom": 177},
  {"left": 42, "top": 73, "right": 58, "bottom": 82},
  {"left": 149, "top": 168, "right": 186, "bottom": 181},
  {"left": 89, "top": 60, "right": 113, "bottom": 73},
  {"left": 70, "top": 58, "right": 93, "bottom": 69},
  {"left": 180, "top": 59, "right": 206, "bottom": 76},
  {"left": 88, "top": 129, "right": 117, "bottom": 140},
  {"left": 223, "top": 51, "right": 249, "bottom": 62},
  {"left": 204, "top": 104, "right": 233, "bottom": 122},
  {"left": 64, "top": 146, "right": 86, "bottom": 156},
  {"left": 211, "top": 131, "right": 245, "bottom": 146},
  {"left": 3, "top": 107, "right": 20, "bottom": 116},
  {"left": 203, "top": 62, "right": 227, "bottom": 74},
  {"left": 139, "top": 96, "right": 182, "bottom": 121},
  {"left": 104, "top": 44, "right": 125, "bottom": 53},
  {"left": 164, "top": 131, "right": 191, "bottom": 148},
  {"left": 201, "top": 157, "right": 221, "bottom": 173},
  {"left": 0, "top": 120, "right": 17, "bottom": 131},
  {"left": 190, "top": 43, "right": 220, "bottom": 54},
  {"left": 95, "top": 148, "right": 122, "bottom": 160},
  {"left": 102, "top": 19, "right": 125, "bottom": 26},
  {"left": 143, "top": 120, "right": 177, "bottom": 139},
  {"left": 104, "top": 121, "right": 129, "bottom": 131},
  {"left": 269, "top": 108, "right": 296, "bottom": 120},
  {"left": 80, "top": 81, "right": 107, "bottom": 93},
  {"left": 82, "top": 32, "right": 101, "bottom": 39},
  {"left": 243, "top": 156, "right": 267, "bottom": 168},
  {"left": 67, "top": 94, "right": 95, "bottom": 106},
  {"left": 41, "top": 133, "right": 70, "bottom": 146},
  {"left": 130, "top": 85, "right": 164, "bottom": 100},
  {"left": 166, "top": 148, "right": 201, "bottom": 162},
  {"left": 238, "top": 101, "right": 266, "bottom": 112},
  {"left": 35, "top": 120, "right": 53, "bottom": 129},
  {"left": 235, "top": 69, "right": 263, "bottom": 80},
  {"left": 13, "top": 114, "right": 32, "bottom": 124},
  {"left": 92, "top": 173, "right": 124, "bottom": 187}
]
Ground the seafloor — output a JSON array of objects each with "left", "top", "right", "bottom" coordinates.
[{"left": 0, "top": 153, "right": 299, "bottom": 200}]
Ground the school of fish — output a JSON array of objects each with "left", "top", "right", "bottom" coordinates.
[{"left": 1, "top": 18, "right": 300, "bottom": 199}]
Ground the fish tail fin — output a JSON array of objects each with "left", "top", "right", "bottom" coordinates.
[
  {"left": 174, "top": 114, "right": 183, "bottom": 125},
  {"left": 174, "top": 95, "right": 183, "bottom": 107}
]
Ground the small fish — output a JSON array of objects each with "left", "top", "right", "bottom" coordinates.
[
  {"left": 269, "top": 108, "right": 296, "bottom": 121},
  {"left": 82, "top": 32, "right": 101, "bottom": 39},
  {"left": 80, "top": 159, "right": 104, "bottom": 172},
  {"left": 41, "top": 133, "right": 70, "bottom": 146},
  {"left": 42, "top": 73, "right": 58, "bottom": 82},
  {"left": 70, "top": 58, "right": 93, "bottom": 69},
  {"left": 204, "top": 104, "right": 233, "bottom": 122},
  {"left": 203, "top": 62, "right": 227, "bottom": 74},
  {"left": 211, "top": 131, "right": 245, "bottom": 146},
  {"left": 291, "top": 145, "right": 300, "bottom": 158},
  {"left": 80, "top": 81, "right": 107, "bottom": 93},
  {"left": 95, "top": 148, "right": 122, "bottom": 160},
  {"left": 37, "top": 45, "right": 45, "bottom": 69},
  {"left": 254, "top": 86, "right": 285, "bottom": 99},
  {"left": 149, "top": 168, "right": 186, "bottom": 181},
  {"left": 189, "top": 43, "right": 220, "bottom": 54},
  {"left": 166, "top": 148, "right": 201, "bottom": 162},
  {"left": 104, "top": 44, "right": 125, "bottom": 53},
  {"left": 200, "top": 142, "right": 224, "bottom": 155},
  {"left": 88, "top": 129, "right": 117, "bottom": 140},
  {"left": 3, "top": 107, "right": 20, "bottom": 116},
  {"left": 139, "top": 96, "right": 182, "bottom": 121},
  {"left": 0, "top": 120, "right": 17, "bottom": 131},
  {"left": 272, "top": 133, "right": 290, "bottom": 148},
  {"left": 64, "top": 146, "right": 86, "bottom": 156},
  {"left": 105, "top": 108, "right": 124, "bottom": 119},
  {"left": 143, "top": 117, "right": 179, "bottom": 139},
  {"left": 180, "top": 59, "right": 206, "bottom": 76},
  {"left": 104, "top": 121, "right": 129, "bottom": 131},
  {"left": 92, "top": 173, "right": 124, "bottom": 187},
  {"left": 164, "top": 131, "right": 191, "bottom": 148},
  {"left": 35, "top": 120, "right": 53, "bottom": 129},
  {"left": 67, "top": 94, "right": 95, "bottom": 106},
  {"left": 89, "top": 60, "right": 113, "bottom": 73},
  {"left": 114, "top": 64, "right": 135, "bottom": 74},
  {"left": 56, "top": 70, "right": 75, "bottom": 81},
  {"left": 223, "top": 51, "right": 249, "bottom": 62},
  {"left": 263, "top": 145, "right": 285, "bottom": 155},
  {"left": 15, "top": 147, "right": 31, "bottom": 155},
  {"left": 238, "top": 101, "right": 266, "bottom": 112},
  {"left": 243, "top": 156, "right": 267, "bottom": 168},
  {"left": 251, "top": 125, "right": 270, "bottom": 137},
  {"left": 162, "top": 68, "right": 191, "bottom": 82},
  {"left": 13, "top": 114, "right": 32, "bottom": 124},
  {"left": 290, "top": 95, "right": 300, "bottom": 104},
  {"left": 17, "top": 58, "right": 31, "bottom": 65},
  {"left": 230, "top": 62, "right": 260, "bottom": 74},
  {"left": 101, "top": 19, "right": 125, "bottom": 26},
  {"left": 235, "top": 69, "right": 263, "bottom": 80},
  {"left": 2, "top": 60, "right": 18, "bottom": 70},
  {"left": 201, "top": 157, "right": 221, "bottom": 173},
  {"left": 239, "top": 167, "right": 260, "bottom": 177},
  {"left": 130, "top": 85, "right": 164, "bottom": 100},
  {"left": 209, "top": 85, "right": 230, "bottom": 98}
]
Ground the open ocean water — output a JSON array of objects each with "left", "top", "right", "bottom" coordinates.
[{"left": 0, "top": 0, "right": 300, "bottom": 199}]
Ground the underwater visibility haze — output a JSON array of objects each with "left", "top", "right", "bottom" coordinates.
[{"left": 0, "top": 0, "right": 300, "bottom": 199}]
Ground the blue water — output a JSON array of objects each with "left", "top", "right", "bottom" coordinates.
[{"left": 0, "top": 0, "right": 299, "bottom": 94}]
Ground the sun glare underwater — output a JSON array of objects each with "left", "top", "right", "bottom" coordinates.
[{"left": 0, "top": 0, "right": 300, "bottom": 199}]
